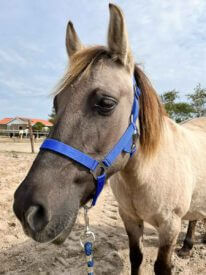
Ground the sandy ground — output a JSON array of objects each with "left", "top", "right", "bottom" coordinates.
[
  {"left": 0, "top": 138, "right": 206, "bottom": 274},
  {"left": 0, "top": 137, "right": 42, "bottom": 153}
]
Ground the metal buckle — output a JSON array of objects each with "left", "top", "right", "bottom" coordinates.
[
  {"left": 90, "top": 161, "right": 107, "bottom": 180},
  {"left": 131, "top": 127, "right": 139, "bottom": 157},
  {"left": 130, "top": 114, "right": 134, "bottom": 124},
  {"left": 130, "top": 116, "right": 138, "bottom": 136}
]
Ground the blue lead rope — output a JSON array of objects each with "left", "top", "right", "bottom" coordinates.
[{"left": 84, "top": 242, "right": 94, "bottom": 275}]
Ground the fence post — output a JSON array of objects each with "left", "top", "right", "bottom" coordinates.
[{"left": 28, "top": 120, "right": 34, "bottom": 153}]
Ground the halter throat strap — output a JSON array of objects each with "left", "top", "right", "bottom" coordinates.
[{"left": 40, "top": 76, "right": 141, "bottom": 206}]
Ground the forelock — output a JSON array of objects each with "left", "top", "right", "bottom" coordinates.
[{"left": 54, "top": 46, "right": 114, "bottom": 95}]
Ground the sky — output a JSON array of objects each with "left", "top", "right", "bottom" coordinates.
[{"left": 0, "top": 0, "right": 206, "bottom": 119}]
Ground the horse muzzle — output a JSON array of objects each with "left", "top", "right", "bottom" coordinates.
[{"left": 13, "top": 184, "right": 79, "bottom": 243}]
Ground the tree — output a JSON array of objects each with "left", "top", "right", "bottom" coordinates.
[
  {"left": 48, "top": 108, "right": 56, "bottom": 124},
  {"left": 160, "top": 90, "right": 179, "bottom": 119},
  {"left": 32, "top": 122, "right": 45, "bottom": 131},
  {"left": 161, "top": 90, "right": 178, "bottom": 103},
  {"left": 173, "top": 102, "right": 194, "bottom": 123},
  {"left": 187, "top": 84, "right": 206, "bottom": 117},
  {"left": 161, "top": 90, "right": 193, "bottom": 123}
]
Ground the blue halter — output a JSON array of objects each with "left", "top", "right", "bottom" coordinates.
[{"left": 40, "top": 77, "right": 141, "bottom": 206}]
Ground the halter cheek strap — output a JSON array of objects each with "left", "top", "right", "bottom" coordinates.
[{"left": 40, "top": 77, "right": 141, "bottom": 206}]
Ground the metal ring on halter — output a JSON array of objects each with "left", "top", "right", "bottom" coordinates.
[{"left": 90, "top": 161, "right": 107, "bottom": 180}]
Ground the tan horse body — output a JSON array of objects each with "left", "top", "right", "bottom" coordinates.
[{"left": 111, "top": 116, "right": 206, "bottom": 273}]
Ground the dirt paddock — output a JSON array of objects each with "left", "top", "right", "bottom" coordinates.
[{"left": 0, "top": 138, "right": 205, "bottom": 274}]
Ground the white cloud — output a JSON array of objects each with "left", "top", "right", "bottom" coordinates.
[
  {"left": 0, "top": 49, "right": 27, "bottom": 66},
  {"left": 0, "top": 78, "right": 49, "bottom": 97},
  {"left": 18, "top": 41, "right": 44, "bottom": 54}
]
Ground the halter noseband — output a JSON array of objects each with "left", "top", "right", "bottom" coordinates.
[{"left": 40, "top": 77, "right": 141, "bottom": 206}]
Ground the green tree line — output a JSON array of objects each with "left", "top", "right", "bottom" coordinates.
[{"left": 161, "top": 84, "right": 206, "bottom": 123}]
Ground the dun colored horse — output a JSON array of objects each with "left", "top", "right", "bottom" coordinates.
[{"left": 13, "top": 4, "right": 206, "bottom": 275}]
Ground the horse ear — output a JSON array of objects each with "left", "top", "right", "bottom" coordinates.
[
  {"left": 108, "top": 4, "right": 133, "bottom": 71},
  {"left": 66, "top": 21, "right": 83, "bottom": 57}
]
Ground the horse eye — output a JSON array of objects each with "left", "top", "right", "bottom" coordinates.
[{"left": 94, "top": 97, "right": 117, "bottom": 114}]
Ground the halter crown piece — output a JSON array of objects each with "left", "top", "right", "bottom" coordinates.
[{"left": 40, "top": 76, "right": 141, "bottom": 206}]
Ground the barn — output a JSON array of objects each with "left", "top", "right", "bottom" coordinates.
[{"left": 0, "top": 117, "right": 53, "bottom": 131}]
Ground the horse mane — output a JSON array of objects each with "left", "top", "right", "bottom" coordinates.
[
  {"left": 55, "top": 46, "right": 166, "bottom": 157},
  {"left": 134, "top": 65, "right": 166, "bottom": 157}
]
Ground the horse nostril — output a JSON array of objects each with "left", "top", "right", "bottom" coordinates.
[{"left": 25, "top": 205, "right": 49, "bottom": 232}]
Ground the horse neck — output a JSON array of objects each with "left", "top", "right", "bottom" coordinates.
[{"left": 120, "top": 116, "right": 181, "bottom": 185}]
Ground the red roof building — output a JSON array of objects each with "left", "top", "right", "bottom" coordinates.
[
  {"left": 0, "top": 118, "right": 13, "bottom": 125},
  {"left": 0, "top": 117, "right": 53, "bottom": 130}
]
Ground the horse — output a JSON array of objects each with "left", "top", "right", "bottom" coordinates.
[
  {"left": 178, "top": 220, "right": 206, "bottom": 257},
  {"left": 13, "top": 4, "right": 206, "bottom": 275}
]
